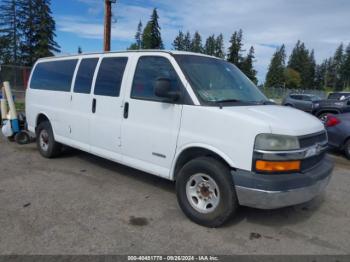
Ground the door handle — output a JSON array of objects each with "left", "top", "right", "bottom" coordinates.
[
  {"left": 92, "top": 98, "right": 96, "bottom": 113},
  {"left": 124, "top": 102, "right": 129, "bottom": 119}
]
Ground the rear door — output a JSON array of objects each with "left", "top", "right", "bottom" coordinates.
[
  {"left": 120, "top": 54, "right": 185, "bottom": 178},
  {"left": 89, "top": 55, "right": 129, "bottom": 161}
]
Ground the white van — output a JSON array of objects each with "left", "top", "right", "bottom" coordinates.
[{"left": 26, "top": 51, "right": 333, "bottom": 227}]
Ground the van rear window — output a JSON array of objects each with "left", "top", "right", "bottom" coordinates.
[{"left": 30, "top": 59, "right": 78, "bottom": 92}]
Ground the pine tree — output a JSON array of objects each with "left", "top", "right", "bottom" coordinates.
[
  {"left": 288, "top": 40, "right": 311, "bottom": 88},
  {"left": 183, "top": 31, "right": 191, "bottom": 51},
  {"left": 341, "top": 43, "right": 350, "bottom": 88},
  {"left": 241, "top": 46, "right": 258, "bottom": 84},
  {"left": 190, "top": 31, "right": 203, "bottom": 53},
  {"left": 172, "top": 30, "right": 185, "bottom": 50},
  {"left": 0, "top": 0, "right": 22, "bottom": 64},
  {"left": 315, "top": 60, "right": 327, "bottom": 90},
  {"left": 33, "top": 0, "right": 60, "bottom": 59},
  {"left": 128, "top": 20, "right": 143, "bottom": 50},
  {"left": 227, "top": 29, "right": 244, "bottom": 67},
  {"left": 142, "top": 8, "right": 163, "bottom": 49},
  {"left": 265, "top": 45, "right": 286, "bottom": 88},
  {"left": 135, "top": 20, "right": 143, "bottom": 49},
  {"left": 214, "top": 33, "right": 225, "bottom": 58},
  {"left": 204, "top": 34, "right": 216, "bottom": 56},
  {"left": 331, "top": 43, "right": 344, "bottom": 90},
  {"left": 308, "top": 50, "right": 316, "bottom": 88}
]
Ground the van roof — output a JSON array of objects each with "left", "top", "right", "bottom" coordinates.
[{"left": 37, "top": 50, "right": 219, "bottom": 61}]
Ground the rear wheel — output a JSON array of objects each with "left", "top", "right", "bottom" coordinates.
[
  {"left": 36, "top": 121, "right": 62, "bottom": 158},
  {"left": 344, "top": 139, "right": 350, "bottom": 160},
  {"left": 176, "top": 157, "right": 238, "bottom": 227}
]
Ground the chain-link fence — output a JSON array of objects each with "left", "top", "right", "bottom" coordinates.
[
  {"left": 260, "top": 86, "right": 327, "bottom": 103},
  {"left": 0, "top": 65, "right": 31, "bottom": 102}
]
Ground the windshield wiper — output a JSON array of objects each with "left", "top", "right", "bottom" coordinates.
[{"left": 214, "top": 99, "right": 242, "bottom": 103}]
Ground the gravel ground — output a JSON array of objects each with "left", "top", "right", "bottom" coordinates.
[{"left": 0, "top": 136, "right": 349, "bottom": 255}]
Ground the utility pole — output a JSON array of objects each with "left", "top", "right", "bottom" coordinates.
[{"left": 103, "top": 0, "right": 116, "bottom": 52}]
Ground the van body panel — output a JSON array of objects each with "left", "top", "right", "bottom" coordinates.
[{"left": 25, "top": 51, "right": 332, "bottom": 213}]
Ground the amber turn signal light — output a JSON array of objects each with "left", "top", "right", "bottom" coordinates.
[{"left": 255, "top": 160, "right": 301, "bottom": 172}]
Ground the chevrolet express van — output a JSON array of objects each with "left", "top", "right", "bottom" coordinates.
[{"left": 26, "top": 51, "right": 333, "bottom": 227}]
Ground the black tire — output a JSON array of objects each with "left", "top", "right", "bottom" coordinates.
[
  {"left": 176, "top": 157, "right": 238, "bottom": 227},
  {"left": 7, "top": 135, "right": 15, "bottom": 142},
  {"left": 15, "top": 131, "right": 31, "bottom": 145},
  {"left": 36, "top": 121, "right": 62, "bottom": 158},
  {"left": 344, "top": 139, "right": 350, "bottom": 160}
]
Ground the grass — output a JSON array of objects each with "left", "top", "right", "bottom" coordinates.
[{"left": 15, "top": 101, "right": 25, "bottom": 112}]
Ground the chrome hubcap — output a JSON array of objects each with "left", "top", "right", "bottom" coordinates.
[
  {"left": 39, "top": 130, "right": 49, "bottom": 151},
  {"left": 186, "top": 173, "right": 220, "bottom": 214}
]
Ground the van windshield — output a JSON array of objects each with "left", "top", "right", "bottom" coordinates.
[{"left": 174, "top": 55, "right": 269, "bottom": 105}]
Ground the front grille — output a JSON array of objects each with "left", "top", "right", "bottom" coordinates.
[
  {"left": 299, "top": 131, "right": 327, "bottom": 148},
  {"left": 301, "top": 152, "right": 326, "bottom": 172}
]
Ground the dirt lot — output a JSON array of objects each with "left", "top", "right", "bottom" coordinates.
[{"left": 0, "top": 136, "right": 350, "bottom": 255}]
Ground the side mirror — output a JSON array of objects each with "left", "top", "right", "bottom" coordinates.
[{"left": 155, "top": 78, "right": 180, "bottom": 101}]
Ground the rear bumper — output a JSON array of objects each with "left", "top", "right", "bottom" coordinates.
[{"left": 232, "top": 156, "right": 334, "bottom": 209}]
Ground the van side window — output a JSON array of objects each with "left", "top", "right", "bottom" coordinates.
[
  {"left": 31, "top": 60, "right": 78, "bottom": 92},
  {"left": 74, "top": 58, "right": 99, "bottom": 94},
  {"left": 131, "top": 56, "right": 181, "bottom": 101},
  {"left": 94, "top": 57, "right": 128, "bottom": 97}
]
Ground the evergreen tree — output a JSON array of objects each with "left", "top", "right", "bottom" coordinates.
[
  {"left": 331, "top": 43, "right": 344, "bottom": 90},
  {"left": 172, "top": 30, "right": 185, "bottom": 50},
  {"left": 190, "top": 31, "right": 203, "bottom": 53},
  {"left": 315, "top": 60, "right": 327, "bottom": 90},
  {"left": 33, "top": 0, "right": 60, "bottom": 59},
  {"left": 142, "top": 8, "right": 163, "bottom": 49},
  {"left": 341, "top": 43, "right": 350, "bottom": 88},
  {"left": 0, "top": 0, "right": 21, "bottom": 64},
  {"left": 128, "top": 20, "right": 143, "bottom": 50},
  {"left": 227, "top": 29, "right": 244, "bottom": 67},
  {"left": 204, "top": 34, "right": 216, "bottom": 56},
  {"left": 288, "top": 40, "right": 311, "bottom": 88},
  {"left": 17, "top": 0, "right": 36, "bottom": 65},
  {"left": 183, "top": 31, "right": 191, "bottom": 51},
  {"left": 308, "top": 50, "right": 316, "bottom": 88},
  {"left": 241, "top": 46, "right": 258, "bottom": 84},
  {"left": 135, "top": 20, "right": 143, "bottom": 49},
  {"left": 265, "top": 45, "right": 286, "bottom": 88},
  {"left": 214, "top": 33, "right": 225, "bottom": 58}
]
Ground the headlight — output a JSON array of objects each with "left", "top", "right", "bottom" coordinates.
[
  {"left": 314, "top": 103, "right": 319, "bottom": 108},
  {"left": 255, "top": 134, "right": 300, "bottom": 151}
]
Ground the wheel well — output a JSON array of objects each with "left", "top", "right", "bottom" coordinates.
[
  {"left": 36, "top": 114, "right": 49, "bottom": 128},
  {"left": 173, "top": 147, "right": 231, "bottom": 180},
  {"left": 316, "top": 110, "right": 340, "bottom": 117}
]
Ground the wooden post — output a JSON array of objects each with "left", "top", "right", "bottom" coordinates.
[
  {"left": 3, "top": 82, "right": 17, "bottom": 120},
  {"left": 104, "top": 0, "right": 112, "bottom": 52},
  {"left": 1, "top": 86, "right": 8, "bottom": 122}
]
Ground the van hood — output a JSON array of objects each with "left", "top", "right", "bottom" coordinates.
[{"left": 222, "top": 105, "right": 324, "bottom": 136}]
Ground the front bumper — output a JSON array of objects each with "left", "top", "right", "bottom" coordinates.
[{"left": 232, "top": 156, "right": 334, "bottom": 209}]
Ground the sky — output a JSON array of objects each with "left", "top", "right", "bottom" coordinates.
[{"left": 52, "top": 0, "right": 350, "bottom": 84}]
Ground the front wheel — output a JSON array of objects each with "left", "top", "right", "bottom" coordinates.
[{"left": 176, "top": 157, "right": 238, "bottom": 227}]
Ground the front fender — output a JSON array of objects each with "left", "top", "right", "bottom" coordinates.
[{"left": 169, "top": 143, "right": 237, "bottom": 180}]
